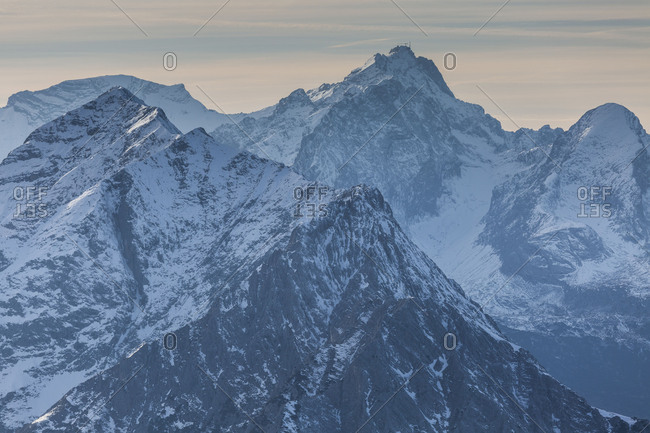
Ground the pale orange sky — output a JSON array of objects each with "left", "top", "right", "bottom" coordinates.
[{"left": 0, "top": 0, "right": 648, "bottom": 130}]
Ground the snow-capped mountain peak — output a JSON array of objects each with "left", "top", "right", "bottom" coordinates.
[
  {"left": 548, "top": 102, "right": 647, "bottom": 172},
  {"left": 0, "top": 89, "right": 281, "bottom": 429},
  {"left": 0, "top": 86, "right": 182, "bottom": 229},
  {"left": 573, "top": 102, "right": 646, "bottom": 142},
  {"left": 0, "top": 75, "right": 230, "bottom": 162},
  {"left": 4, "top": 86, "right": 179, "bottom": 167},
  {"left": 275, "top": 88, "right": 314, "bottom": 115},
  {"left": 345, "top": 45, "right": 454, "bottom": 98},
  {"left": 212, "top": 46, "right": 502, "bottom": 175},
  {"left": 92, "top": 85, "right": 146, "bottom": 106}
]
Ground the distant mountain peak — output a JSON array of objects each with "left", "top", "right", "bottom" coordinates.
[
  {"left": 388, "top": 44, "right": 415, "bottom": 56},
  {"left": 62, "top": 86, "right": 179, "bottom": 139},
  {"left": 0, "top": 76, "right": 230, "bottom": 162},
  {"left": 584, "top": 102, "right": 638, "bottom": 122},
  {"left": 91, "top": 86, "right": 145, "bottom": 107},
  {"left": 573, "top": 102, "right": 645, "bottom": 140},
  {"left": 348, "top": 46, "right": 454, "bottom": 98},
  {"left": 1, "top": 86, "right": 181, "bottom": 186},
  {"left": 184, "top": 126, "right": 211, "bottom": 139},
  {"left": 5, "top": 76, "right": 141, "bottom": 109},
  {"left": 276, "top": 88, "right": 313, "bottom": 114}
]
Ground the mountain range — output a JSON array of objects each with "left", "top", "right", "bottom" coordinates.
[
  {"left": 209, "top": 46, "right": 650, "bottom": 419},
  {"left": 0, "top": 46, "right": 648, "bottom": 430},
  {"left": 0, "top": 86, "right": 643, "bottom": 432}
]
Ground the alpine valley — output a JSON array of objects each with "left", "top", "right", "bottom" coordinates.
[{"left": 0, "top": 46, "right": 647, "bottom": 432}]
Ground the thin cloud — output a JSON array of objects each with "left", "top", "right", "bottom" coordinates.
[{"left": 329, "top": 38, "right": 391, "bottom": 49}]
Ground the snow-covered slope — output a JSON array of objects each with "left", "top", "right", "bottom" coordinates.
[
  {"left": 0, "top": 75, "right": 230, "bottom": 161},
  {"left": 211, "top": 46, "right": 650, "bottom": 418},
  {"left": 0, "top": 88, "right": 643, "bottom": 432},
  {"left": 0, "top": 87, "right": 297, "bottom": 429},
  {"left": 470, "top": 102, "right": 650, "bottom": 417}
]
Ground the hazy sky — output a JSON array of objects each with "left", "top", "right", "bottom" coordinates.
[{"left": 0, "top": 0, "right": 648, "bottom": 130}]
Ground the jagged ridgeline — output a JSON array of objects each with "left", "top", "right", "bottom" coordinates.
[
  {"left": 0, "top": 87, "right": 644, "bottom": 432},
  {"left": 211, "top": 46, "right": 650, "bottom": 420}
]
